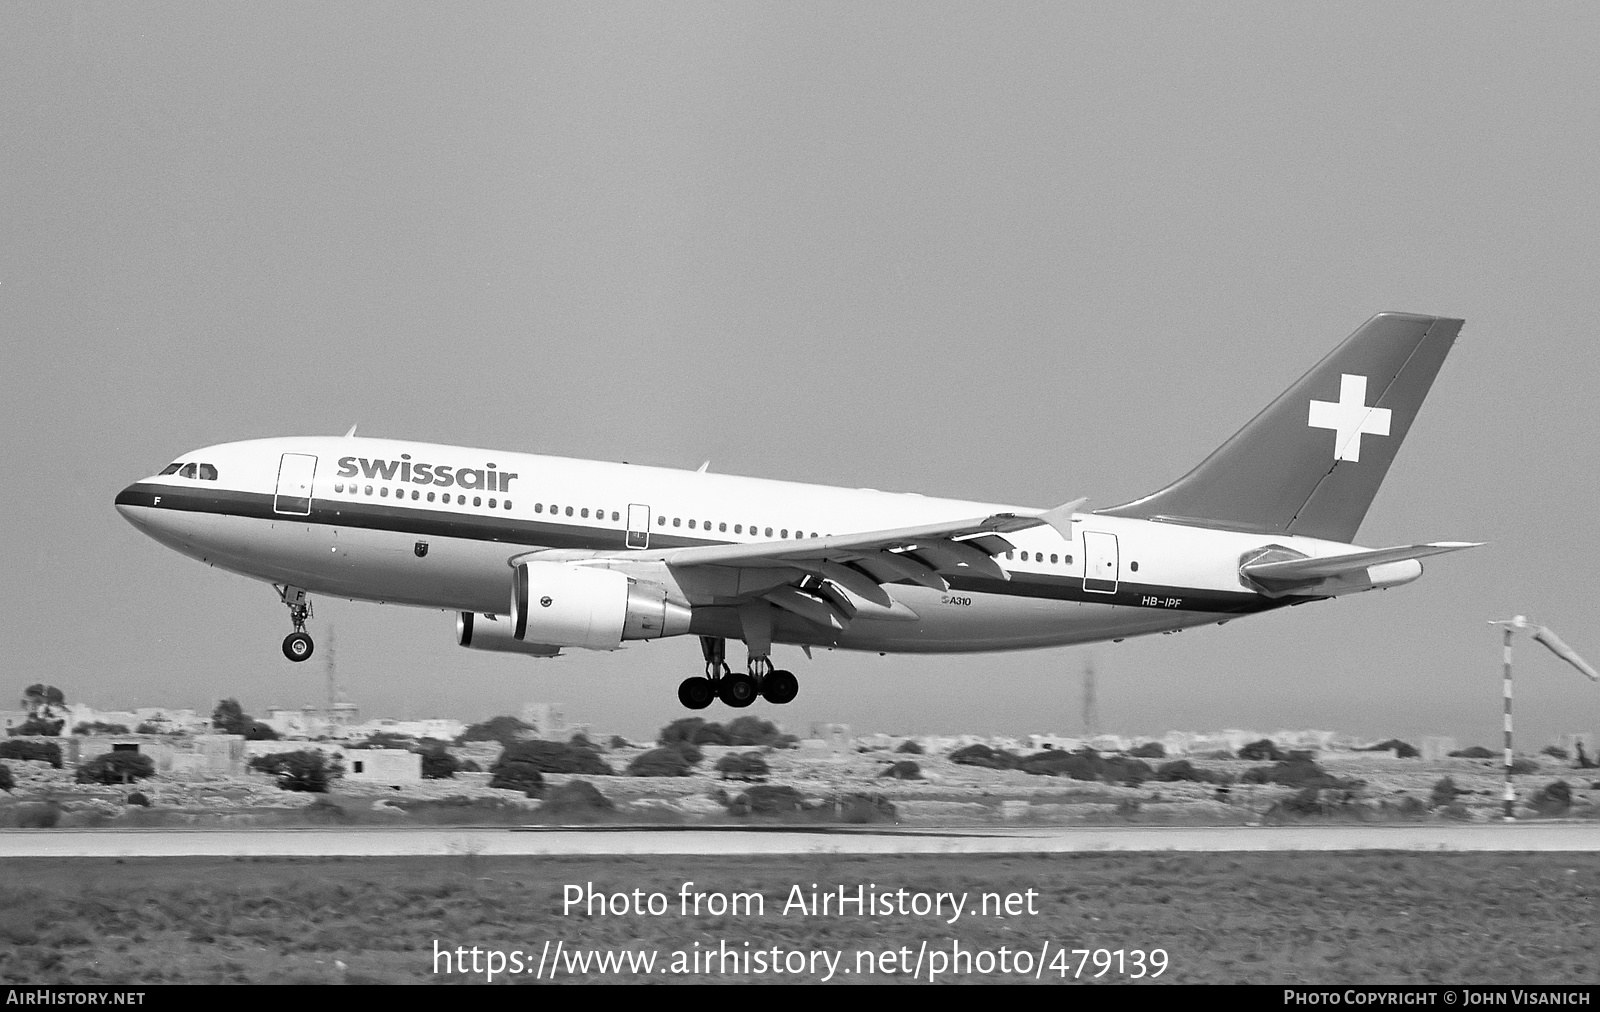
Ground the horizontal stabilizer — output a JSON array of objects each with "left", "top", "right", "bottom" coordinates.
[{"left": 1241, "top": 541, "right": 1482, "bottom": 582}]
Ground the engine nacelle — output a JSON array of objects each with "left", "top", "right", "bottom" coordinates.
[
  {"left": 456, "top": 612, "right": 562, "bottom": 656},
  {"left": 510, "top": 561, "right": 691, "bottom": 650}
]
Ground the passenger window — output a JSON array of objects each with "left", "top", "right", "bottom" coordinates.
[
  {"left": 381, "top": 487, "right": 389, "bottom": 497},
  {"left": 1005, "top": 551, "right": 1013, "bottom": 559},
  {"left": 673, "top": 518, "right": 681, "bottom": 527},
  {"left": 764, "top": 527, "right": 772, "bottom": 537},
  {"left": 581, "top": 508, "right": 589, "bottom": 518},
  {"left": 488, "top": 498, "right": 496, "bottom": 508},
  {"left": 1051, "top": 554, "right": 1058, "bottom": 564},
  {"left": 365, "top": 485, "right": 373, "bottom": 495},
  {"left": 688, "top": 519, "right": 696, "bottom": 529},
  {"left": 781, "top": 529, "right": 788, "bottom": 538},
  {"left": 657, "top": 516, "right": 665, "bottom": 526},
  {"left": 564, "top": 506, "right": 572, "bottom": 516},
  {"left": 734, "top": 524, "right": 743, "bottom": 534},
  {"left": 198, "top": 463, "right": 218, "bottom": 480},
  {"left": 535, "top": 503, "right": 543, "bottom": 513},
  {"left": 178, "top": 463, "right": 198, "bottom": 479},
  {"left": 473, "top": 497, "right": 481, "bottom": 507},
  {"left": 719, "top": 523, "right": 726, "bottom": 533},
  {"left": 1065, "top": 555, "right": 1073, "bottom": 564},
  {"left": 611, "top": 511, "right": 619, "bottom": 521},
  {"left": 159, "top": 463, "right": 182, "bottom": 476},
  {"left": 334, "top": 483, "right": 344, "bottom": 493},
  {"left": 427, "top": 492, "right": 435, "bottom": 502},
  {"left": 505, "top": 500, "right": 513, "bottom": 510}
]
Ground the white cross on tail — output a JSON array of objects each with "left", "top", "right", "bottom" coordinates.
[{"left": 1307, "top": 373, "right": 1391, "bottom": 462}]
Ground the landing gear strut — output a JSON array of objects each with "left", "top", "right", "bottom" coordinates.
[
  {"left": 276, "top": 585, "right": 315, "bottom": 662},
  {"left": 674, "top": 635, "right": 800, "bottom": 709}
]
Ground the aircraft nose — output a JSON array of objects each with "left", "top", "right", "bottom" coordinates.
[{"left": 115, "top": 482, "right": 153, "bottom": 529}]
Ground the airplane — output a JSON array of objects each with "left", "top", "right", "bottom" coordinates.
[{"left": 116, "top": 312, "right": 1479, "bottom": 710}]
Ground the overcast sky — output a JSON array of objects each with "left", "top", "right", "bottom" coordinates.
[{"left": 2, "top": 3, "right": 1596, "bottom": 745}]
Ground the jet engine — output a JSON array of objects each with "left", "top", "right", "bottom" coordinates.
[
  {"left": 456, "top": 612, "right": 563, "bottom": 656},
  {"left": 509, "top": 561, "right": 691, "bottom": 650}
]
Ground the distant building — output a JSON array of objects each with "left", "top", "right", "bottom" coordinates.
[
  {"left": 71, "top": 733, "right": 246, "bottom": 776},
  {"left": 342, "top": 748, "right": 422, "bottom": 786}
]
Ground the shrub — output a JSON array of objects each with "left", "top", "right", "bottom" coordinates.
[
  {"left": 690, "top": 722, "right": 733, "bottom": 746},
  {"left": 840, "top": 793, "right": 897, "bottom": 823},
  {"left": 665, "top": 740, "right": 703, "bottom": 766},
  {"left": 1449, "top": 746, "right": 1496, "bottom": 759},
  {"left": 9, "top": 716, "right": 63, "bottom": 737},
  {"left": 627, "top": 748, "right": 693, "bottom": 777},
  {"left": 487, "top": 757, "right": 545, "bottom": 797},
  {"left": 348, "top": 732, "right": 417, "bottom": 750},
  {"left": 1361, "top": 738, "right": 1420, "bottom": 758},
  {"left": 1509, "top": 757, "right": 1540, "bottom": 775},
  {"left": 569, "top": 732, "right": 594, "bottom": 748},
  {"left": 418, "top": 744, "right": 460, "bottom": 780},
  {"left": 495, "top": 740, "right": 612, "bottom": 776},
  {"left": 73, "top": 722, "right": 130, "bottom": 735},
  {"left": 896, "top": 739, "right": 924, "bottom": 755},
  {"left": 1154, "top": 760, "right": 1220, "bottom": 783},
  {"left": 1531, "top": 780, "right": 1572, "bottom": 816},
  {"left": 1240, "top": 756, "right": 1348, "bottom": 789},
  {"left": 249, "top": 750, "right": 343, "bottom": 792},
  {"left": 608, "top": 735, "right": 632, "bottom": 750},
  {"left": 659, "top": 717, "right": 708, "bottom": 745},
  {"left": 1019, "top": 748, "right": 1153, "bottom": 785},
  {"left": 1396, "top": 795, "right": 1427, "bottom": 817},
  {"left": 0, "top": 762, "right": 11, "bottom": 792},
  {"left": 1126, "top": 742, "right": 1166, "bottom": 759},
  {"left": 728, "top": 785, "right": 808, "bottom": 815},
  {"left": 1540, "top": 745, "right": 1570, "bottom": 761},
  {"left": 458, "top": 715, "right": 536, "bottom": 747},
  {"left": 1238, "top": 739, "right": 1284, "bottom": 762},
  {"left": 878, "top": 760, "right": 922, "bottom": 780},
  {"left": 1429, "top": 777, "right": 1464, "bottom": 808},
  {"left": 949, "top": 744, "right": 1020, "bottom": 769},
  {"left": 541, "top": 780, "right": 615, "bottom": 817},
  {"left": 1270, "top": 788, "right": 1328, "bottom": 818},
  {"left": 75, "top": 752, "right": 156, "bottom": 785},
  {"left": 724, "top": 716, "right": 798, "bottom": 748},
  {"left": 715, "top": 752, "right": 770, "bottom": 780},
  {"left": 0, "top": 739, "right": 63, "bottom": 768},
  {"left": 1116, "top": 797, "right": 1142, "bottom": 819},
  {"left": 126, "top": 791, "right": 150, "bottom": 807}
]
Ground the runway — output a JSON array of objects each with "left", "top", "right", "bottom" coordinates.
[{"left": 1, "top": 822, "right": 1596, "bottom": 858}]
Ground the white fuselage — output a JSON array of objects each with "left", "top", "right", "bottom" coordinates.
[{"left": 116, "top": 436, "right": 1399, "bottom": 654}]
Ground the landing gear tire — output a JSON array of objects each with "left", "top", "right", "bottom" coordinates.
[
  {"left": 677, "top": 676, "right": 715, "bottom": 710},
  {"left": 761, "top": 669, "right": 799, "bottom": 705},
  {"left": 717, "top": 672, "right": 758, "bottom": 708},
  {"left": 282, "top": 631, "right": 315, "bottom": 662}
]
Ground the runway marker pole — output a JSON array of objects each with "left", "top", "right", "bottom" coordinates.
[{"left": 1487, "top": 615, "right": 1599, "bottom": 822}]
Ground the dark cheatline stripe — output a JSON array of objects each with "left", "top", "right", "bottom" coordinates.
[{"left": 117, "top": 483, "right": 1305, "bottom": 615}]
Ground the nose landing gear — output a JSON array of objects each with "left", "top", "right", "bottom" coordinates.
[{"left": 276, "top": 585, "right": 315, "bottom": 662}]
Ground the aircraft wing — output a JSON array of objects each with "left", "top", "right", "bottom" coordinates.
[
  {"left": 1239, "top": 541, "right": 1482, "bottom": 582},
  {"left": 511, "top": 498, "right": 1086, "bottom": 626}
]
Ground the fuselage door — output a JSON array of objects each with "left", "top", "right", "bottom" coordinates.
[
  {"left": 273, "top": 453, "right": 317, "bottom": 516},
  {"left": 1082, "top": 531, "right": 1119, "bottom": 594},
  {"left": 626, "top": 503, "right": 651, "bottom": 549}
]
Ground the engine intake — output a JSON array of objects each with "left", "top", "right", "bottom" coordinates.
[{"left": 510, "top": 561, "right": 691, "bottom": 650}]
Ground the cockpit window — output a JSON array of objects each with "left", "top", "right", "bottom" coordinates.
[
  {"left": 159, "top": 463, "right": 182, "bottom": 476},
  {"left": 198, "top": 463, "right": 218, "bottom": 480},
  {"left": 178, "top": 463, "right": 198, "bottom": 479}
]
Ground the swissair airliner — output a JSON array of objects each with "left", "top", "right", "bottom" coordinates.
[{"left": 117, "top": 313, "right": 1479, "bottom": 710}]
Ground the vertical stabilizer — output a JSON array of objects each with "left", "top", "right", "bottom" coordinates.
[{"left": 1098, "top": 313, "right": 1463, "bottom": 543}]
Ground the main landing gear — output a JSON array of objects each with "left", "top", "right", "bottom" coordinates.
[
  {"left": 677, "top": 636, "right": 800, "bottom": 710},
  {"left": 276, "top": 585, "right": 315, "bottom": 662}
]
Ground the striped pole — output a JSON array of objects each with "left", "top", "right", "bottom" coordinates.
[{"left": 1502, "top": 625, "right": 1516, "bottom": 821}]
